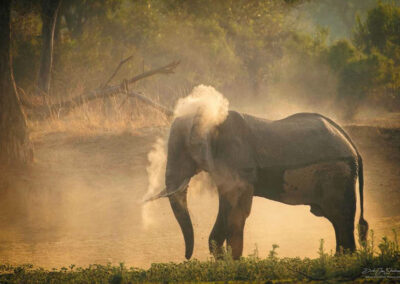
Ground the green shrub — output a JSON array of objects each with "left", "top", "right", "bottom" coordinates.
[{"left": 1, "top": 230, "right": 399, "bottom": 283}]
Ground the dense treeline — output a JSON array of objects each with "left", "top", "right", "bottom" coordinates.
[{"left": 10, "top": 0, "right": 400, "bottom": 118}]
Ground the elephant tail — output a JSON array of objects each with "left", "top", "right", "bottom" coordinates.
[
  {"left": 168, "top": 186, "right": 194, "bottom": 259},
  {"left": 357, "top": 155, "right": 369, "bottom": 243}
]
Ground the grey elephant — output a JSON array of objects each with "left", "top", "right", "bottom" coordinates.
[{"left": 147, "top": 110, "right": 368, "bottom": 260}]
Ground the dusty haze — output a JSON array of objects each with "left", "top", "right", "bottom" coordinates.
[
  {"left": 2, "top": 0, "right": 400, "bottom": 270},
  {"left": 1, "top": 85, "right": 400, "bottom": 268}
]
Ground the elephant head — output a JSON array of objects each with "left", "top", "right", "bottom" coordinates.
[{"left": 160, "top": 112, "right": 216, "bottom": 259}]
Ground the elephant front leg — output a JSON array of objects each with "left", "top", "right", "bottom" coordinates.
[
  {"left": 209, "top": 195, "right": 226, "bottom": 259},
  {"left": 220, "top": 184, "right": 253, "bottom": 260}
]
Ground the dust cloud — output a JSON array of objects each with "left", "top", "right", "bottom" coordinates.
[
  {"left": 1, "top": 91, "right": 400, "bottom": 269},
  {"left": 142, "top": 137, "right": 167, "bottom": 230},
  {"left": 174, "top": 84, "right": 229, "bottom": 134}
]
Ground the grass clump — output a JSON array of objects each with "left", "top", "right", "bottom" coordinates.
[{"left": 1, "top": 230, "right": 399, "bottom": 283}]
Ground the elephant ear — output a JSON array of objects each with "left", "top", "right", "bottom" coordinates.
[{"left": 188, "top": 111, "right": 215, "bottom": 172}]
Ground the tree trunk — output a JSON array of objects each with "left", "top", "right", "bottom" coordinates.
[
  {"left": 37, "top": 0, "right": 61, "bottom": 98},
  {"left": 0, "top": 0, "right": 33, "bottom": 165}
]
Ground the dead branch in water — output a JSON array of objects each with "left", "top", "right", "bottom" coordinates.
[{"left": 23, "top": 60, "right": 179, "bottom": 120}]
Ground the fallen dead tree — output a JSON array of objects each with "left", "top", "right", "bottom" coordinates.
[{"left": 22, "top": 60, "right": 178, "bottom": 120}]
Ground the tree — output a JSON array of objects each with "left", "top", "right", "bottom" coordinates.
[
  {"left": 36, "top": 0, "right": 62, "bottom": 97},
  {"left": 61, "top": 0, "right": 121, "bottom": 39},
  {"left": 351, "top": 2, "right": 400, "bottom": 110},
  {"left": 298, "top": 0, "right": 377, "bottom": 40},
  {"left": 354, "top": 1, "right": 400, "bottom": 58},
  {"left": 160, "top": 0, "right": 300, "bottom": 97},
  {"left": 0, "top": 0, "right": 33, "bottom": 165}
]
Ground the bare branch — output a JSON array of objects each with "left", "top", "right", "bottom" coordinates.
[
  {"left": 24, "top": 60, "right": 179, "bottom": 120},
  {"left": 102, "top": 55, "right": 133, "bottom": 88},
  {"left": 127, "top": 91, "right": 173, "bottom": 117},
  {"left": 127, "top": 60, "right": 180, "bottom": 85}
]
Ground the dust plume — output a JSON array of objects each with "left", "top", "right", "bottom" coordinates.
[
  {"left": 142, "top": 137, "right": 167, "bottom": 230},
  {"left": 174, "top": 85, "right": 229, "bottom": 134}
]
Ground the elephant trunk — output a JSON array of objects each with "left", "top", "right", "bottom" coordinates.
[
  {"left": 165, "top": 155, "right": 195, "bottom": 260},
  {"left": 165, "top": 117, "right": 198, "bottom": 259},
  {"left": 168, "top": 188, "right": 194, "bottom": 259}
]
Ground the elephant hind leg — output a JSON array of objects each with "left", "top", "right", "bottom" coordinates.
[
  {"left": 314, "top": 161, "right": 357, "bottom": 253},
  {"left": 311, "top": 202, "right": 356, "bottom": 252},
  {"left": 328, "top": 214, "right": 356, "bottom": 253},
  {"left": 323, "top": 184, "right": 356, "bottom": 253}
]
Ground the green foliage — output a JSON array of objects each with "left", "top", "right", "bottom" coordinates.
[
  {"left": 1, "top": 231, "right": 399, "bottom": 283},
  {"left": 297, "top": 0, "right": 378, "bottom": 39},
  {"left": 355, "top": 1, "right": 400, "bottom": 56},
  {"left": 268, "top": 243, "right": 280, "bottom": 259},
  {"left": 323, "top": 40, "right": 357, "bottom": 72},
  {"left": 9, "top": 0, "right": 302, "bottom": 100},
  {"left": 338, "top": 2, "right": 400, "bottom": 114},
  {"left": 8, "top": 0, "right": 400, "bottom": 118},
  {"left": 283, "top": 1, "right": 400, "bottom": 117}
]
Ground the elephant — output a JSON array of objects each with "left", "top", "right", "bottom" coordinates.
[{"left": 146, "top": 110, "right": 369, "bottom": 260}]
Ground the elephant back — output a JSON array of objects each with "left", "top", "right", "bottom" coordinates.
[{"left": 243, "top": 113, "right": 358, "bottom": 168}]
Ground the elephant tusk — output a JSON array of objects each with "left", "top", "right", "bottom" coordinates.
[
  {"left": 142, "top": 178, "right": 191, "bottom": 203},
  {"left": 142, "top": 188, "right": 168, "bottom": 203}
]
